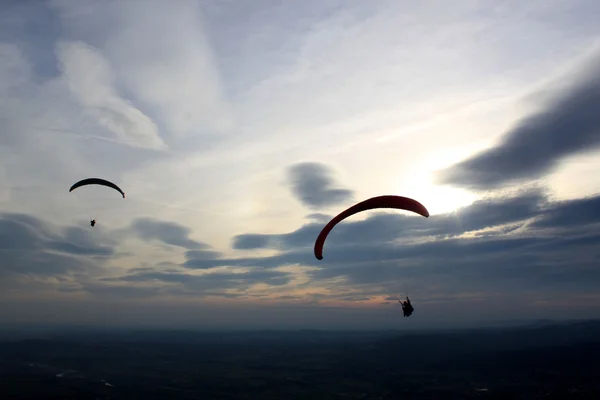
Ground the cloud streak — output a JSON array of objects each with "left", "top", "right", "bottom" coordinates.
[
  {"left": 102, "top": 269, "right": 292, "bottom": 294},
  {"left": 56, "top": 40, "right": 167, "bottom": 150},
  {"left": 130, "top": 217, "right": 209, "bottom": 250},
  {"left": 85, "top": 0, "right": 232, "bottom": 138},
  {"left": 437, "top": 51, "right": 600, "bottom": 190}
]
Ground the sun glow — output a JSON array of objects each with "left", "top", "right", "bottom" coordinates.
[
  {"left": 398, "top": 151, "right": 479, "bottom": 215},
  {"left": 402, "top": 177, "right": 477, "bottom": 215}
]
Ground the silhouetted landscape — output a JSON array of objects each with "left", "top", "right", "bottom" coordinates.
[{"left": 1, "top": 319, "right": 599, "bottom": 399}]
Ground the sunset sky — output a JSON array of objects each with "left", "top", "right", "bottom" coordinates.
[{"left": 1, "top": 0, "right": 600, "bottom": 330}]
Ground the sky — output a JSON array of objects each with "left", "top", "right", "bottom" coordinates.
[{"left": 1, "top": 0, "right": 600, "bottom": 331}]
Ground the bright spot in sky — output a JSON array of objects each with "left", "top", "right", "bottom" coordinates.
[
  {"left": 398, "top": 149, "right": 480, "bottom": 215},
  {"left": 403, "top": 178, "right": 477, "bottom": 216}
]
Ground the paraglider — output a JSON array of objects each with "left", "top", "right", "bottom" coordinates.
[
  {"left": 313, "top": 195, "right": 429, "bottom": 260},
  {"left": 69, "top": 178, "right": 125, "bottom": 198},
  {"left": 398, "top": 296, "right": 414, "bottom": 317},
  {"left": 69, "top": 178, "right": 125, "bottom": 227}
]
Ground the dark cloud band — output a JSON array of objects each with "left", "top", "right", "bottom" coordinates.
[{"left": 436, "top": 52, "right": 600, "bottom": 190}]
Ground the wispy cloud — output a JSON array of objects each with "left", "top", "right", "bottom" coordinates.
[
  {"left": 56, "top": 41, "right": 166, "bottom": 150},
  {"left": 51, "top": 0, "right": 232, "bottom": 140}
]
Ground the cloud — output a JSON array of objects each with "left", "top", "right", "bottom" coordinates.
[
  {"left": 100, "top": 268, "right": 293, "bottom": 297},
  {"left": 51, "top": 0, "right": 232, "bottom": 139},
  {"left": 183, "top": 249, "right": 225, "bottom": 270},
  {"left": 305, "top": 213, "right": 331, "bottom": 222},
  {"left": 231, "top": 234, "right": 272, "bottom": 250},
  {"left": 190, "top": 190, "right": 600, "bottom": 301},
  {"left": 232, "top": 188, "right": 545, "bottom": 252},
  {"left": 287, "top": 162, "right": 353, "bottom": 209},
  {"left": 0, "top": 0, "right": 62, "bottom": 81},
  {"left": 0, "top": 40, "right": 168, "bottom": 223},
  {"left": 0, "top": 211, "right": 291, "bottom": 302},
  {"left": 0, "top": 42, "right": 39, "bottom": 149},
  {"left": 0, "top": 212, "right": 115, "bottom": 277},
  {"left": 106, "top": 0, "right": 231, "bottom": 137},
  {"left": 0, "top": 43, "right": 33, "bottom": 100},
  {"left": 0, "top": 212, "right": 114, "bottom": 256},
  {"left": 531, "top": 195, "right": 600, "bottom": 230},
  {"left": 340, "top": 296, "right": 371, "bottom": 302},
  {"left": 436, "top": 51, "right": 600, "bottom": 190},
  {"left": 56, "top": 40, "right": 167, "bottom": 150},
  {"left": 130, "top": 217, "right": 209, "bottom": 250}
]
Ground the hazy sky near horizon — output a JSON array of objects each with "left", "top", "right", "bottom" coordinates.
[{"left": 1, "top": 0, "right": 600, "bottom": 330}]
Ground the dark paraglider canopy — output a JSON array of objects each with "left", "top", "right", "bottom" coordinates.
[
  {"left": 69, "top": 178, "right": 126, "bottom": 198},
  {"left": 314, "top": 195, "right": 429, "bottom": 260}
]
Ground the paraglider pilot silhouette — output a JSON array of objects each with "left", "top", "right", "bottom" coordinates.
[
  {"left": 90, "top": 219, "right": 96, "bottom": 227},
  {"left": 398, "top": 296, "right": 414, "bottom": 317}
]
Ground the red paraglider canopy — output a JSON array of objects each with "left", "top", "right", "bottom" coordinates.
[{"left": 314, "top": 195, "right": 429, "bottom": 260}]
